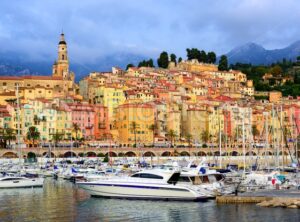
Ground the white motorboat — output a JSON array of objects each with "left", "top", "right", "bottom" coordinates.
[
  {"left": 0, "top": 176, "right": 44, "bottom": 188},
  {"left": 77, "top": 169, "right": 210, "bottom": 201}
]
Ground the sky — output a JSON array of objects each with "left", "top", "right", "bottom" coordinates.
[{"left": 0, "top": 0, "right": 300, "bottom": 63}]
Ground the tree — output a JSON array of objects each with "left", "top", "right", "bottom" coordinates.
[
  {"left": 218, "top": 55, "right": 228, "bottom": 71},
  {"left": 270, "top": 65, "right": 283, "bottom": 76},
  {"left": 207, "top": 52, "right": 216, "bottom": 64},
  {"left": 252, "top": 125, "right": 260, "bottom": 141},
  {"left": 148, "top": 123, "right": 157, "bottom": 147},
  {"left": 170, "top": 53, "right": 177, "bottom": 64},
  {"left": 186, "top": 48, "right": 200, "bottom": 60},
  {"left": 26, "top": 126, "right": 40, "bottom": 147},
  {"left": 72, "top": 123, "right": 80, "bottom": 140},
  {"left": 126, "top": 64, "right": 134, "bottom": 70},
  {"left": 167, "top": 129, "right": 177, "bottom": 147},
  {"left": 185, "top": 134, "right": 193, "bottom": 147},
  {"left": 157, "top": 51, "right": 169, "bottom": 68},
  {"left": 138, "top": 59, "right": 154, "bottom": 67},
  {"left": 3, "top": 128, "right": 16, "bottom": 148},
  {"left": 178, "top": 57, "right": 182, "bottom": 63},
  {"left": 51, "top": 132, "right": 64, "bottom": 147},
  {"left": 130, "top": 121, "right": 138, "bottom": 147},
  {"left": 201, "top": 130, "right": 209, "bottom": 143},
  {"left": 199, "top": 50, "right": 207, "bottom": 63}
]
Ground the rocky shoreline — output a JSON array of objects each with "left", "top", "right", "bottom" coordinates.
[{"left": 257, "top": 198, "right": 300, "bottom": 209}]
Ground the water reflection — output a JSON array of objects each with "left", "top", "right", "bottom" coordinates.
[{"left": 0, "top": 179, "right": 298, "bottom": 222}]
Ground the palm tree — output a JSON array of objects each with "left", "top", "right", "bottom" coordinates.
[
  {"left": 130, "top": 121, "right": 138, "bottom": 147},
  {"left": 167, "top": 129, "right": 177, "bottom": 148},
  {"left": 26, "top": 126, "right": 40, "bottom": 147},
  {"left": 148, "top": 123, "right": 157, "bottom": 147},
  {"left": 72, "top": 123, "right": 80, "bottom": 141},
  {"left": 4, "top": 128, "right": 16, "bottom": 149},
  {"left": 51, "top": 132, "right": 64, "bottom": 147}
]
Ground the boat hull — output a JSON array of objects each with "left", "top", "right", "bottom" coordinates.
[
  {"left": 0, "top": 178, "right": 44, "bottom": 189},
  {"left": 77, "top": 182, "right": 208, "bottom": 201}
]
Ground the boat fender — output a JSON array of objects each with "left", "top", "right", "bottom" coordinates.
[{"left": 199, "top": 167, "right": 206, "bottom": 174}]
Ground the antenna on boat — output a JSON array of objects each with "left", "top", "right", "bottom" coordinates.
[{"left": 16, "top": 83, "right": 21, "bottom": 172}]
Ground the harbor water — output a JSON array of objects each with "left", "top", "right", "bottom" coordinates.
[{"left": 0, "top": 179, "right": 299, "bottom": 222}]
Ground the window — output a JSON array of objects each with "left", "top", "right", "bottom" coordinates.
[
  {"left": 3, "top": 82, "right": 6, "bottom": 86},
  {"left": 131, "top": 173, "right": 163, "bottom": 179}
]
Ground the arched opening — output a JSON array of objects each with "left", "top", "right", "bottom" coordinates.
[
  {"left": 144, "top": 151, "right": 156, "bottom": 157},
  {"left": 222, "top": 152, "right": 228, "bottom": 156},
  {"left": 161, "top": 151, "right": 171, "bottom": 157},
  {"left": 105, "top": 151, "right": 117, "bottom": 157},
  {"left": 64, "top": 151, "right": 77, "bottom": 158},
  {"left": 42, "top": 152, "right": 55, "bottom": 158},
  {"left": 262, "top": 151, "right": 273, "bottom": 156},
  {"left": 198, "top": 151, "right": 207, "bottom": 156},
  {"left": 97, "top": 153, "right": 105, "bottom": 157},
  {"left": 180, "top": 151, "right": 190, "bottom": 156},
  {"left": 27, "top": 152, "right": 36, "bottom": 159},
  {"left": 78, "top": 152, "right": 84, "bottom": 157},
  {"left": 230, "top": 151, "right": 239, "bottom": 156},
  {"left": 246, "top": 151, "right": 256, "bottom": 156},
  {"left": 2, "top": 152, "right": 18, "bottom": 158},
  {"left": 118, "top": 152, "right": 125, "bottom": 157},
  {"left": 86, "top": 152, "right": 97, "bottom": 157},
  {"left": 124, "top": 151, "right": 136, "bottom": 157},
  {"left": 279, "top": 151, "right": 288, "bottom": 156},
  {"left": 214, "top": 151, "right": 220, "bottom": 156},
  {"left": 206, "top": 152, "right": 213, "bottom": 156}
]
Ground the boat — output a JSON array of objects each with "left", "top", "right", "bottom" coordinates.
[
  {"left": 77, "top": 169, "right": 210, "bottom": 201},
  {"left": 0, "top": 176, "right": 44, "bottom": 188}
]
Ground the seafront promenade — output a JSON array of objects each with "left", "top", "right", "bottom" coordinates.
[{"left": 0, "top": 146, "right": 297, "bottom": 167}]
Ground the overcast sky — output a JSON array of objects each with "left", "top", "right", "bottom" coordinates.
[{"left": 0, "top": 0, "right": 299, "bottom": 63}]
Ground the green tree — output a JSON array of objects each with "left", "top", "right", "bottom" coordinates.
[
  {"left": 170, "top": 53, "right": 177, "bottom": 64},
  {"left": 130, "top": 121, "right": 138, "bottom": 147},
  {"left": 186, "top": 48, "right": 200, "bottom": 60},
  {"left": 218, "top": 55, "right": 228, "bottom": 71},
  {"left": 201, "top": 130, "right": 209, "bottom": 143},
  {"left": 199, "top": 50, "right": 207, "bottom": 63},
  {"left": 270, "top": 65, "right": 283, "bottom": 76},
  {"left": 157, "top": 51, "right": 169, "bottom": 68},
  {"left": 72, "top": 123, "right": 80, "bottom": 140},
  {"left": 51, "top": 132, "right": 64, "bottom": 147},
  {"left": 178, "top": 57, "right": 182, "bottom": 63},
  {"left": 26, "top": 126, "right": 40, "bottom": 147},
  {"left": 3, "top": 128, "right": 16, "bottom": 148},
  {"left": 167, "top": 129, "right": 177, "bottom": 147},
  {"left": 126, "top": 64, "right": 134, "bottom": 70},
  {"left": 207, "top": 51, "right": 216, "bottom": 64}
]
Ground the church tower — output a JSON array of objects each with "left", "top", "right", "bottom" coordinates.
[{"left": 52, "top": 33, "right": 69, "bottom": 79}]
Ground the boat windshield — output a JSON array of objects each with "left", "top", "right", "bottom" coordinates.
[{"left": 167, "top": 172, "right": 180, "bottom": 185}]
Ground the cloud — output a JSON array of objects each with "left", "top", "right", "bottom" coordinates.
[{"left": 0, "top": 0, "right": 299, "bottom": 63}]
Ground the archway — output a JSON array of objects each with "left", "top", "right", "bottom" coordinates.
[
  {"left": 105, "top": 151, "right": 117, "bottom": 157},
  {"left": 144, "top": 151, "right": 156, "bottom": 157},
  {"left": 27, "top": 152, "right": 36, "bottom": 159},
  {"left": 64, "top": 151, "right": 77, "bottom": 158},
  {"left": 180, "top": 151, "right": 190, "bottom": 156},
  {"left": 118, "top": 152, "right": 125, "bottom": 157},
  {"left": 262, "top": 151, "right": 273, "bottom": 156},
  {"left": 161, "top": 151, "right": 171, "bottom": 157},
  {"left": 2, "top": 152, "right": 18, "bottom": 158},
  {"left": 246, "top": 151, "right": 256, "bottom": 156},
  {"left": 78, "top": 152, "right": 84, "bottom": 157},
  {"left": 86, "top": 152, "right": 97, "bottom": 157},
  {"left": 124, "top": 151, "right": 137, "bottom": 157},
  {"left": 279, "top": 151, "right": 288, "bottom": 156},
  {"left": 230, "top": 151, "right": 239, "bottom": 156},
  {"left": 222, "top": 152, "right": 228, "bottom": 156},
  {"left": 197, "top": 151, "right": 207, "bottom": 156},
  {"left": 97, "top": 153, "right": 105, "bottom": 157},
  {"left": 214, "top": 151, "right": 220, "bottom": 156}
]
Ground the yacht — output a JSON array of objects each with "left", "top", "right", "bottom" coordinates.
[
  {"left": 0, "top": 176, "right": 44, "bottom": 188},
  {"left": 77, "top": 170, "right": 210, "bottom": 201}
]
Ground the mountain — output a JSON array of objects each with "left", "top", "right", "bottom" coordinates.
[
  {"left": 0, "top": 51, "right": 146, "bottom": 82},
  {"left": 226, "top": 41, "right": 300, "bottom": 65}
]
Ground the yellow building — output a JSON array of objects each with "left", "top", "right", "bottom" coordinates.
[
  {"left": 185, "top": 108, "right": 208, "bottom": 142},
  {"left": 115, "top": 103, "right": 154, "bottom": 146},
  {"left": 177, "top": 60, "right": 218, "bottom": 73}
]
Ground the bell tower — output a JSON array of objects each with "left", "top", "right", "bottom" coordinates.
[{"left": 52, "top": 33, "right": 69, "bottom": 79}]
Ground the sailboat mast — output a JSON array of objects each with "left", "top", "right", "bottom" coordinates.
[{"left": 16, "top": 83, "right": 21, "bottom": 168}]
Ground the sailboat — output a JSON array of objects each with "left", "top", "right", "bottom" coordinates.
[{"left": 0, "top": 84, "right": 44, "bottom": 188}]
